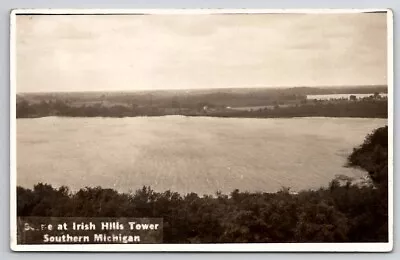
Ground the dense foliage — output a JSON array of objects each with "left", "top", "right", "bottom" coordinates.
[
  {"left": 16, "top": 126, "right": 389, "bottom": 243},
  {"left": 348, "top": 126, "right": 388, "bottom": 188}
]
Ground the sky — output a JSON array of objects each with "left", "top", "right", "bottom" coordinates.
[{"left": 16, "top": 13, "right": 388, "bottom": 93}]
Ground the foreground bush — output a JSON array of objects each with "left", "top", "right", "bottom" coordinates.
[{"left": 16, "top": 182, "right": 387, "bottom": 243}]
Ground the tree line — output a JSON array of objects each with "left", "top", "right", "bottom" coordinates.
[
  {"left": 17, "top": 126, "right": 388, "bottom": 243},
  {"left": 17, "top": 98, "right": 387, "bottom": 119}
]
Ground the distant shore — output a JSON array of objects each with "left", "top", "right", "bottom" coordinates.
[{"left": 16, "top": 98, "right": 387, "bottom": 119}]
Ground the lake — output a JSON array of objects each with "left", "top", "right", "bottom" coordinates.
[
  {"left": 16, "top": 116, "right": 387, "bottom": 195},
  {"left": 307, "top": 93, "right": 388, "bottom": 100}
]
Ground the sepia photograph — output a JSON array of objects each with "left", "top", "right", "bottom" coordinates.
[{"left": 10, "top": 9, "right": 393, "bottom": 252}]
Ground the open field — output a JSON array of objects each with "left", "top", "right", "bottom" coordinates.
[{"left": 17, "top": 116, "right": 387, "bottom": 195}]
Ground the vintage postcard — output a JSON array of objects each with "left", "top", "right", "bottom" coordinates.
[{"left": 10, "top": 9, "right": 393, "bottom": 252}]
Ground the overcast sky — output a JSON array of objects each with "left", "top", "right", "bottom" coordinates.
[{"left": 16, "top": 13, "right": 388, "bottom": 93}]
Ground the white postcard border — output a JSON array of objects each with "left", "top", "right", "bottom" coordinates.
[{"left": 9, "top": 8, "right": 394, "bottom": 252}]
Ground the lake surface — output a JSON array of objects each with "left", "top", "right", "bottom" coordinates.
[
  {"left": 307, "top": 93, "right": 388, "bottom": 100},
  {"left": 17, "top": 116, "right": 387, "bottom": 195}
]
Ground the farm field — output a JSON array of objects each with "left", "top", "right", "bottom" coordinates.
[{"left": 16, "top": 116, "right": 387, "bottom": 195}]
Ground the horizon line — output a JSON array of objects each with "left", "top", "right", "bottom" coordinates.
[{"left": 16, "top": 84, "right": 388, "bottom": 94}]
